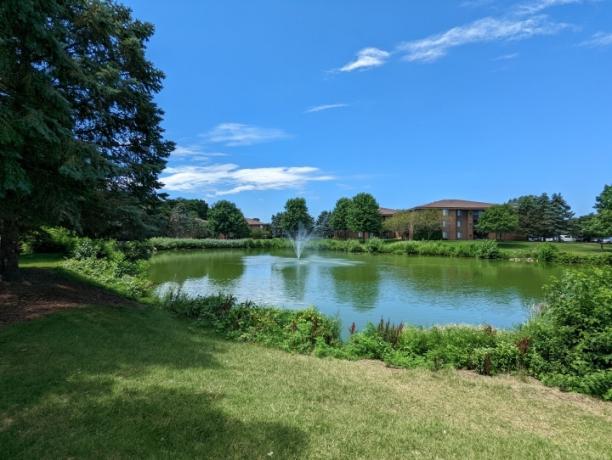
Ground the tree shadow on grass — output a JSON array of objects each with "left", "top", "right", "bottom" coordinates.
[
  {"left": 2, "top": 383, "right": 308, "bottom": 459},
  {"left": 0, "top": 308, "right": 309, "bottom": 458}
]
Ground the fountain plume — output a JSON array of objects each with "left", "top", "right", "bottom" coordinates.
[{"left": 289, "top": 222, "right": 312, "bottom": 259}]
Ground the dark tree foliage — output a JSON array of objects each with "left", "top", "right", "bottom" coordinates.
[
  {"left": 314, "top": 211, "right": 333, "bottom": 238},
  {"left": 509, "top": 193, "right": 574, "bottom": 240},
  {"left": 0, "top": 0, "right": 173, "bottom": 278},
  {"left": 550, "top": 193, "right": 574, "bottom": 237},
  {"left": 208, "top": 200, "right": 250, "bottom": 239},
  {"left": 270, "top": 213, "right": 284, "bottom": 238},
  {"left": 280, "top": 198, "right": 314, "bottom": 235}
]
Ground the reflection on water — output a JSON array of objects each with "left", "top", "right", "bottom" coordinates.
[{"left": 149, "top": 249, "right": 563, "bottom": 330}]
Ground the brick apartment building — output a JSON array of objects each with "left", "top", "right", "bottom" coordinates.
[{"left": 411, "top": 199, "right": 494, "bottom": 240}]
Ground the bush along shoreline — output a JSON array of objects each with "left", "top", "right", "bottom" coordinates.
[
  {"left": 148, "top": 236, "right": 612, "bottom": 266},
  {"left": 162, "top": 267, "right": 612, "bottom": 400}
]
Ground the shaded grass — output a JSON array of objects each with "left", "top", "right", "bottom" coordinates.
[
  {"left": 1, "top": 307, "right": 611, "bottom": 459},
  {"left": 18, "top": 253, "right": 65, "bottom": 268}
]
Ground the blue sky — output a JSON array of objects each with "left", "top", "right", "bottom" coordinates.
[{"left": 124, "top": 0, "right": 612, "bottom": 220}]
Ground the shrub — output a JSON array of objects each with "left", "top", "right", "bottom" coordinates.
[
  {"left": 365, "top": 237, "right": 385, "bottom": 253},
  {"left": 536, "top": 243, "right": 558, "bottom": 263},
  {"left": 117, "top": 240, "right": 154, "bottom": 261},
  {"left": 27, "top": 227, "right": 77, "bottom": 254},
  {"left": 163, "top": 291, "right": 341, "bottom": 353},
  {"left": 62, "top": 257, "right": 150, "bottom": 298},
  {"left": 520, "top": 268, "right": 612, "bottom": 398}
]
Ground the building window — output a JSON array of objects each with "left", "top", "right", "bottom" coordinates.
[
  {"left": 442, "top": 220, "right": 447, "bottom": 227},
  {"left": 442, "top": 209, "right": 448, "bottom": 216},
  {"left": 457, "top": 220, "right": 462, "bottom": 228},
  {"left": 457, "top": 231, "right": 462, "bottom": 240},
  {"left": 456, "top": 210, "right": 462, "bottom": 217},
  {"left": 442, "top": 231, "right": 448, "bottom": 239}
]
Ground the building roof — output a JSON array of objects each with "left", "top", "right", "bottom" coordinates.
[
  {"left": 246, "top": 218, "right": 267, "bottom": 226},
  {"left": 412, "top": 199, "right": 495, "bottom": 210},
  {"left": 378, "top": 207, "right": 398, "bottom": 217}
]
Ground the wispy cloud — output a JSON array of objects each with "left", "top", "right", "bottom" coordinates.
[
  {"left": 398, "top": 16, "right": 568, "bottom": 62},
  {"left": 580, "top": 31, "right": 612, "bottom": 47},
  {"left": 337, "top": 47, "right": 390, "bottom": 72},
  {"left": 335, "top": 0, "right": 589, "bottom": 71},
  {"left": 514, "top": 0, "right": 584, "bottom": 16},
  {"left": 305, "top": 103, "right": 349, "bottom": 113},
  {"left": 161, "top": 164, "right": 333, "bottom": 195},
  {"left": 171, "top": 144, "right": 228, "bottom": 159},
  {"left": 201, "top": 123, "right": 289, "bottom": 146},
  {"left": 493, "top": 52, "right": 520, "bottom": 60}
]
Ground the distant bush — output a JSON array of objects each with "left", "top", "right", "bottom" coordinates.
[
  {"left": 536, "top": 243, "right": 558, "bottom": 263},
  {"left": 365, "top": 237, "right": 385, "bottom": 253},
  {"left": 150, "top": 237, "right": 290, "bottom": 251}
]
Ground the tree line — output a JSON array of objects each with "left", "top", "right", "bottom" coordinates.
[{"left": 475, "top": 187, "right": 611, "bottom": 243}]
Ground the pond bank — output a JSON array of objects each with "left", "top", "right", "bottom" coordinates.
[{"left": 149, "top": 237, "right": 612, "bottom": 265}]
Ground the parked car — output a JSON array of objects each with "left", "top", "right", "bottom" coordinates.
[
  {"left": 602, "top": 236, "right": 612, "bottom": 244},
  {"left": 560, "top": 235, "right": 576, "bottom": 242}
]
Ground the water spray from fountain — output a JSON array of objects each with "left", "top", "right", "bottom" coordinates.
[{"left": 289, "top": 222, "right": 313, "bottom": 259}]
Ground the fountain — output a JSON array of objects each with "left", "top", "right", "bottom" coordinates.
[{"left": 289, "top": 222, "right": 312, "bottom": 259}]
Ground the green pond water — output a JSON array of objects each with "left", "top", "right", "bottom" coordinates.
[{"left": 149, "top": 249, "right": 564, "bottom": 331}]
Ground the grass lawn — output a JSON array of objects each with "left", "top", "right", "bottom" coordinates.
[
  {"left": 497, "top": 241, "right": 612, "bottom": 255},
  {"left": 1, "top": 306, "right": 611, "bottom": 459},
  {"left": 18, "top": 253, "right": 65, "bottom": 268}
]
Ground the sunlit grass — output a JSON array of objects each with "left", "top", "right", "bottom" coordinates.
[{"left": 1, "top": 307, "right": 610, "bottom": 459}]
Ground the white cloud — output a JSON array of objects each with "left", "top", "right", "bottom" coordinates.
[
  {"left": 514, "top": 0, "right": 584, "bottom": 16},
  {"left": 580, "top": 31, "right": 612, "bottom": 47},
  {"left": 201, "top": 123, "right": 289, "bottom": 146},
  {"left": 493, "top": 52, "right": 520, "bottom": 60},
  {"left": 161, "top": 164, "right": 333, "bottom": 195},
  {"left": 338, "top": 47, "right": 390, "bottom": 72},
  {"left": 398, "top": 16, "right": 568, "bottom": 62},
  {"left": 305, "top": 103, "right": 348, "bottom": 113},
  {"left": 171, "top": 144, "right": 228, "bottom": 159}
]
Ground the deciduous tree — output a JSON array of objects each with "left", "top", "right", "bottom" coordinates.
[
  {"left": 346, "top": 193, "right": 382, "bottom": 239},
  {"left": 208, "top": 201, "right": 250, "bottom": 239},
  {"left": 476, "top": 205, "right": 519, "bottom": 240},
  {"left": 280, "top": 198, "right": 313, "bottom": 235}
]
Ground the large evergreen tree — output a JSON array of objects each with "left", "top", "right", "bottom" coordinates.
[
  {"left": 0, "top": 0, "right": 173, "bottom": 279},
  {"left": 550, "top": 193, "right": 574, "bottom": 238}
]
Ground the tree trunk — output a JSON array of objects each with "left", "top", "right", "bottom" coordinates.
[{"left": 0, "top": 220, "right": 20, "bottom": 281}]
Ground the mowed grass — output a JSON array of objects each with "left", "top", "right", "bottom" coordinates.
[
  {"left": 1, "top": 307, "right": 611, "bottom": 459},
  {"left": 497, "top": 241, "right": 612, "bottom": 254},
  {"left": 18, "top": 253, "right": 65, "bottom": 268}
]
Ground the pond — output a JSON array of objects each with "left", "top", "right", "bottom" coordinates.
[{"left": 149, "top": 249, "right": 564, "bottom": 331}]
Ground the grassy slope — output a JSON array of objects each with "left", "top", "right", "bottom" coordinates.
[{"left": 1, "top": 306, "right": 610, "bottom": 459}]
